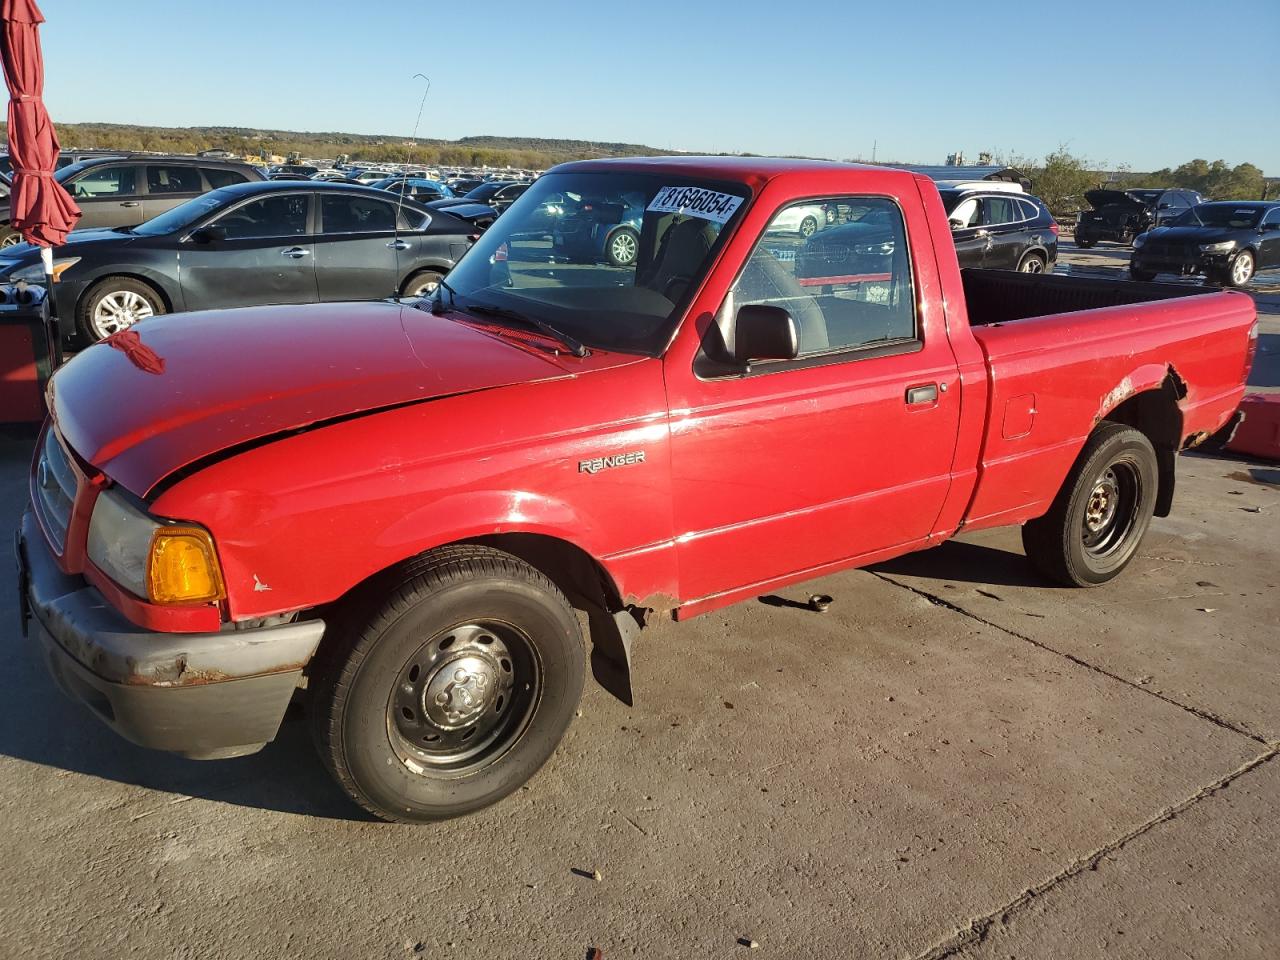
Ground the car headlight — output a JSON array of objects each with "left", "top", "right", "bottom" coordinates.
[
  {"left": 9, "top": 257, "right": 80, "bottom": 283},
  {"left": 86, "top": 489, "right": 226, "bottom": 604},
  {"left": 1132, "top": 235, "right": 1146, "bottom": 248},
  {"left": 1199, "top": 240, "right": 1236, "bottom": 253}
]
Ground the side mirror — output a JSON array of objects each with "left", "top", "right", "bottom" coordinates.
[
  {"left": 190, "top": 225, "right": 226, "bottom": 244},
  {"left": 948, "top": 219, "right": 965, "bottom": 230},
  {"left": 734, "top": 304, "right": 798, "bottom": 365}
]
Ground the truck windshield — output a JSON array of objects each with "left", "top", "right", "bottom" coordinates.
[{"left": 435, "top": 171, "right": 751, "bottom": 355}]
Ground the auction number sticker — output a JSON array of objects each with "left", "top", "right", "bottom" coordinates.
[{"left": 648, "top": 186, "right": 744, "bottom": 224}]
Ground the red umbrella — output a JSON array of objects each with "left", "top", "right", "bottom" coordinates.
[{"left": 2, "top": 0, "right": 78, "bottom": 369}]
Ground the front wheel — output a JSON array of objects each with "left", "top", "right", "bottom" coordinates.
[
  {"left": 1021, "top": 422, "right": 1158, "bottom": 587},
  {"left": 605, "top": 228, "right": 639, "bottom": 267},
  {"left": 798, "top": 215, "right": 818, "bottom": 238},
  {"left": 77, "top": 277, "right": 166, "bottom": 343},
  {"left": 1225, "top": 249, "right": 1255, "bottom": 288},
  {"left": 310, "top": 545, "right": 585, "bottom": 822}
]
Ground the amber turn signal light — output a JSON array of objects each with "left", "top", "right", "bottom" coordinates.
[{"left": 147, "top": 526, "right": 226, "bottom": 605}]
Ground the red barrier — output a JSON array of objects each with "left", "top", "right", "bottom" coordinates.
[{"left": 1225, "top": 393, "right": 1280, "bottom": 462}]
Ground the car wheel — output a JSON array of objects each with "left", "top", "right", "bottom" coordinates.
[
  {"left": 1129, "top": 265, "right": 1157, "bottom": 282},
  {"left": 1225, "top": 249, "right": 1255, "bottom": 288},
  {"left": 605, "top": 228, "right": 639, "bottom": 267},
  {"left": 1017, "top": 252, "right": 1046, "bottom": 273},
  {"left": 798, "top": 216, "right": 818, "bottom": 239},
  {"left": 1074, "top": 238, "right": 1094, "bottom": 249},
  {"left": 1021, "top": 422, "right": 1158, "bottom": 587},
  {"left": 401, "top": 269, "right": 445, "bottom": 298},
  {"left": 77, "top": 277, "right": 165, "bottom": 343},
  {"left": 0, "top": 227, "right": 21, "bottom": 248},
  {"left": 824, "top": 207, "right": 837, "bottom": 225},
  {"left": 310, "top": 545, "right": 585, "bottom": 823}
]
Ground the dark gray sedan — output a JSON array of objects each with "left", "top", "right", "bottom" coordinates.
[{"left": 0, "top": 181, "right": 479, "bottom": 342}]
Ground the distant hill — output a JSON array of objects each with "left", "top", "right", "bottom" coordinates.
[{"left": 0, "top": 122, "right": 678, "bottom": 169}]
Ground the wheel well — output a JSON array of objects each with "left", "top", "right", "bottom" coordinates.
[
  {"left": 78, "top": 273, "right": 174, "bottom": 315},
  {"left": 1103, "top": 374, "right": 1185, "bottom": 517},
  {"left": 398, "top": 265, "right": 447, "bottom": 295}
]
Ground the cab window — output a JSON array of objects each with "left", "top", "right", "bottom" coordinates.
[
  {"left": 982, "top": 196, "right": 1019, "bottom": 225},
  {"left": 725, "top": 197, "right": 916, "bottom": 360},
  {"left": 68, "top": 165, "right": 137, "bottom": 199}
]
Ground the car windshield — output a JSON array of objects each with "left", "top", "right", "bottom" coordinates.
[
  {"left": 1172, "top": 205, "right": 1264, "bottom": 229},
  {"left": 435, "top": 171, "right": 750, "bottom": 355},
  {"left": 130, "top": 189, "right": 234, "bottom": 236},
  {"left": 1127, "top": 190, "right": 1163, "bottom": 204}
]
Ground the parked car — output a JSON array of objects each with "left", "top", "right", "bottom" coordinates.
[
  {"left": 311, "top": 169, "right": 350, "bottom": 182},
  {"left": 0, "top": 148, "right": 123, "bottom": 177},
  {"left": 461, "top": 181, "right": 531, "bottom": 212},
  {"left": 371, "top": 177, "right": 456, "bottom": 202},
  {"left": 447, "top": 177, "right": 485, "bottom": 196},
  {"left": 551, "top": 191, "right": 645, "bottom": 265},
  {"left": 0, "top": 155, "right": 265, "bottom": 247},
  {"left": 422, "top": 198, "right": 500, "bottom": 233},
  {"left": 269, "top": 164, "right": 320, "bottom": 178},
  {"left": 1130, "top": 201, "right": 1280, "bottom": 287},
  {"left": 0, "top": 180, "right": 478, "bottom": 342},
  {"left": 1074, "top": 188, "right": 1202, "bottom": 248},
  {"left": 940, "top": 188, "right": 1059, "bottom": 271},
  {"left": 16, "top": 157, "right": 1256, "bottom": 822},
  {"left": 769, "top": 203, "right": 829, "bottom": 238}
]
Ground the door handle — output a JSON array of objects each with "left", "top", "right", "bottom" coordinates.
[
  {"left": 386, "top": 240, "right": 410, "bottom": 251},
  {"left": 120, "top": 201, "right": 140, "bottom": 208},
  {"left": 281, "top": 247, "right": 310, "bottom": 259},
  {"left": 906, "top": 384, "right": 938, "bottom": 405}
]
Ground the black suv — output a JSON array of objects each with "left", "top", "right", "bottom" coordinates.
[
  {"left": 940, "top": 188, "right": 1059, "bottom": 272},
  {"left": 1074, "top": 188, "right": 1202, "bottom": 248},
  {"left": 0, "top": 155, "right": 265, "bottom": 247}
]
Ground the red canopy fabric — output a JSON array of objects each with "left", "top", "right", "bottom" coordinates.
[{"left": 2, "top": 0, "right": 79, "bottom": 247}]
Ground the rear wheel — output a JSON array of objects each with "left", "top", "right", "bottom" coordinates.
[
  {"left": 1021, "top": 422, "right": 1158, "bottom": 587},
  {"left": 1017, "top": 252, "right": 1046, "bottom": 273},
  {"left": 798, "top": 215, "right": 819, "bottom": 239},
  {"left": 605, "top": 228, "right": 639, "bottom": 267},
  {"left": 77, "top": 277, "right": 166, "bottom": 343},
  {"left": 310, "top": 545, "right": 585, "bottom": 822},
  {"left": 401, "top": 269, "right": 444, "bottom": 298}
]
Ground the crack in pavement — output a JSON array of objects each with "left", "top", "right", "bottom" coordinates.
[
  {"left": 869, "top": 572, "right": 1270, "bottom": 747},
  {"left": 905, "top": 747, "right": 1280, "bottom": 960}
]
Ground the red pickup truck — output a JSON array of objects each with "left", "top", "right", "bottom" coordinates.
[{"left": 17, "top": 158, "right": 1257, "bottom": 822}]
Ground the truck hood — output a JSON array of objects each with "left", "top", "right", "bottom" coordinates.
[{"left": 50, "top": 300, "right": 616, "bottom": 497}]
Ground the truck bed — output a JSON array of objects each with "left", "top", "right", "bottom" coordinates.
[
  {"left": 961, "top": 270, "right": 1213, "bottom": 326},
  {"left": 958, "top": 271, "right": 1255, "bottom": 532}
]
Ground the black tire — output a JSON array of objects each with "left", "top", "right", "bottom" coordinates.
[
  {"left": 76, "top": 276, "right": 166, "bottom": 343},
  {"left": 798, "top": 215, "right": 818, "bottom": 239},
  {"left": 0, "top": 226, "right": 21, "bottom": 248},
  {"left": 1017, "top": 251, "right": 1047, "bottom": 274},
  {"left": 1224, "top": 249, "right": 1255, "bottom": 288},
  {"left": 1075, "top": 237, "right": 1094, "bottom": 249},
  {"left": 400, "top": 268, "right": 445, "bottom": 298},
  {"left": 1022, "top": 422, "right": 1158, "bottom": 587},
  {"left": 1129, "top": 265, "right": 1157, "bottom": 282},
  {"left": 310, "top": 545, "right": 585, "bottom": 823},
  {"left": 605, "top": 227, "right": 639, "bottom": 267}
]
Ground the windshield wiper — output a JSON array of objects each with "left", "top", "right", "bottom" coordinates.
[{"left": 463, "top": 301, "right": 588, "bottom": 358}]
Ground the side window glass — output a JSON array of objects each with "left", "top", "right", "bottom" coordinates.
[
  {"left": 202, "top": 167, "right": 249, "bottom": 189},
  {"left": 730, "top": 197, "right": 916, "bottom": 359},
  {"left": 146, "top": 165, "right": 203, "bottom": 194},
  {"left": 950, "top": 198, "right": 980, "bottom": 228},
  {"left": 982, "top": 196, "right": 1017, "bottom": 225},
  {"left": 213, "top": 194, "right": 309, "bottom": 239},
  {"left": 68, "top": 165, "right": 137, "bottom": 199},
  {"left": 320, "top": 195, "right": 397, "bottom": 233}
]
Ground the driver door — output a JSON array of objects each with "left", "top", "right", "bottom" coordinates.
[
  {"left": 947, "top": 197, "right": 988, "bottom": 268},
  {"left": 178, "top": 192, "right": 318, "bottom": 310}
]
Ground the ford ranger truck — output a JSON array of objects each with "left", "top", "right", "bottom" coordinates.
[{"left": 16, "top": 158, "right": 1258, "bottom": 822}]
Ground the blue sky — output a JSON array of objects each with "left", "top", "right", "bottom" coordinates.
[{"left": 39, "top": 0, "right": 1279, "bottom": 173}]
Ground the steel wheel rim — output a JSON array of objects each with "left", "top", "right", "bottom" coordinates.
[
  {"left": 1232, "top": 253, "right": 1253, "bottom": 285},
  {"left": 386, "top": 621, "right": 542, "bottom": 777},
  {"left": 611, "top": 232, "right": 637, "bottom": 264},
  {"left": 92, "top": 289, "right": 154, "bottom": 338},
  {"left": 1081, "top": 460, "right": 1140, "bottom": 559}
]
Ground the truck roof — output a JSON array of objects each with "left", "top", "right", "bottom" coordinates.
[{"left": 551, "top": 155, "right": 917, "bottom": 190}]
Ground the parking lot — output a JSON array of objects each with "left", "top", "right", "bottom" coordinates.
[{"left": 1, "top": 243, "right": 1277, "bottom": 959}]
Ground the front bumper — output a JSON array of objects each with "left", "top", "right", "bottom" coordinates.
[
  {"left": 15, "top": 509, "right": 325, "bottom": 759},
  {"left": 1131, "top": 249, "right": 1231, "bottom": 277}
]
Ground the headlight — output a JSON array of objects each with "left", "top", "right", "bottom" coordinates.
[
  {"left": 87, "top": 489, "right": 226, "bottom": 604},
  {"left": 1132, "top": 235, "right": 1146, "bottom": 248},
  {"left": 9, "top": 257, "right": 80, "bottom": 283},
  {"left": 1199, "top": 240, "right": 1236, "bottom": 253}
]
